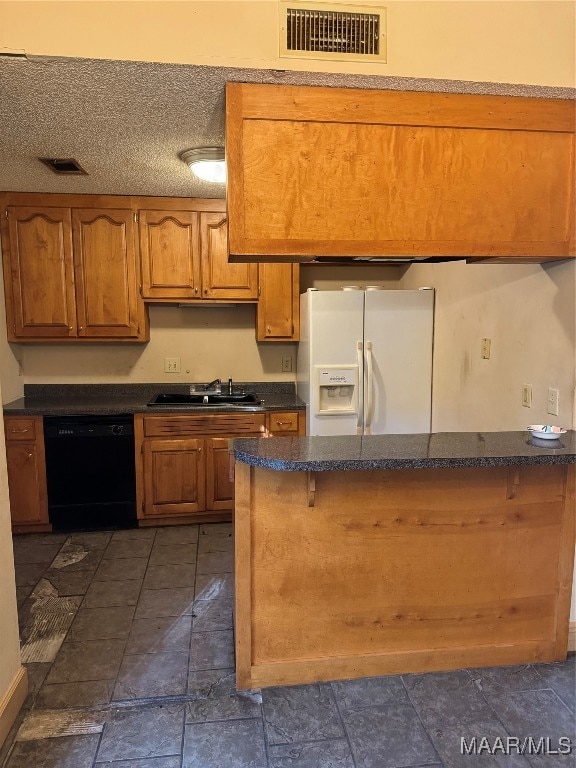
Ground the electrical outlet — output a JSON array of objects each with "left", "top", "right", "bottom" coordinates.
[
  {"left": 164, "top": 357, "right": 181, "bottom": 373},
  {"left": 481, "top": 338, "right": 491, "bottom": 359},
  {"left": 281, "top": 355, "right": 293, "bottom": 373},
  {"left": 547, "top": 387, "right": 559, "bottom": 416},
  {"left": 521, "top": 384, "right": 532, "bottom": 408}
]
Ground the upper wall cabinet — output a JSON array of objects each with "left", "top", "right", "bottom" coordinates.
[
  {"left": 226, "top": 84, "right": 575, "bottom": 262},
  {"left": 2, "top": 199, "right": 148, "bottom": 341},
  {"left": 256, "top": 263, "right": 300, "bottom": 341},
  {"left": 139, "top": 207, "right": 257, "bottom": 302}
]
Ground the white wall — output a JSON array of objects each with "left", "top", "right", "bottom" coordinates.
[
  {"left": 20, "top": 305, "right": 297, "bottom": 385},
  {"left": 0, "top": 380, "right": 25, "bottom": 732},
  {"left": 402, "top": 260, "right": 575, "bottom": 432},
  {"left": 0, "top": 1, "right": 574, "bottom": 87}
]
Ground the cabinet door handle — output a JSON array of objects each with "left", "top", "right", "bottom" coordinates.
[{"left": 10, "top": 428, "right": 28, "bottom": 433}]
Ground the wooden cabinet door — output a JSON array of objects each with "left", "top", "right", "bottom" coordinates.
[
  {"left": 72, "top": 208, "right": 144, "bottom": 338},
  {"left": 206, "top": 437, "right": 234, "bottom": 511},
  {"left": 142, "top": 438, "right": 205, "bottom": 517},
  {"left": 226, "top": 83, "right": 575, "bottom": 261},
  {"left": 4, "top": 417, "right": 49, "bottom": 528},
  {"left": 5, "top": 206, "right": 77, "bottom": 338},
  {"left": 200, "top": 212, "right": 258, "bottom": 300},
  {"left": 257, "top": 263, "right": 300, "bottom": 341},
  {"left": 140, "top": 210, "right": 202, "bottom": 300}
]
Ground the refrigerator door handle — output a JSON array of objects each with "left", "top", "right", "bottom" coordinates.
[
  {"left": 365, "top": 340, "right": 373, "bottom": 435},
  {"left": 356, "top": 341, "right": 363, "bottom": 435}
]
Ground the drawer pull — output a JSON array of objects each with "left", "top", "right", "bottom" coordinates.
[
  {"left": 10, "top": 428, "right": 29, "bottom": 433},
  {"left": 275, "top": 421, "right": 292, "bottom": 426}
]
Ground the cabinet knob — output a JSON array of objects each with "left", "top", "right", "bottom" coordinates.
[
  {"left": 79, "top": 326, "right": 84, "bottom": 331},
  {"left": 266, "top": 326, "right": 271, "bottom": 334},
  {"left": 69, "top": 326, "right": 73, "bottom": 331},
  {"left": 195, "top": 287, "right": 198, "bottom": 294},
  {"left": 27, "top": 453, "right": 33, "bottom": 459}
]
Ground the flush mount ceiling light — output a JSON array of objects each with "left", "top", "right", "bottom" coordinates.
[{"left": 180, "top": 147, "right": 226, "bottom": 183}]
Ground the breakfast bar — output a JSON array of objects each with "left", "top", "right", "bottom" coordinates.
[{"left": 232, "top": 432, "right": 576, "bottom": 690}]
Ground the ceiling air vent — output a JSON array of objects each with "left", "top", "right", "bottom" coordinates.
[
  {"left": 38, "top": 158, "right": 88, "bottom": 175},
  {"left": 280, "top": 1, "right": 386, "bottom": 62}
]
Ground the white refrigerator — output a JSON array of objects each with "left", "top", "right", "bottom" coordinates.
[{"left": 297, "top": 289, "right": 434, "bottom": 436}]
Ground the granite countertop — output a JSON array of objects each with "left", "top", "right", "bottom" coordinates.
[
  {"left": 232, "top": 431, "right": 576, "bottom": 470},
  {"left": 2, "top": 383, "right": 305, "bottom": 416}
]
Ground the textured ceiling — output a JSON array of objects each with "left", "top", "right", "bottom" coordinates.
[{"left": 0, "top": 56, "right": 573, "bottom": 199}]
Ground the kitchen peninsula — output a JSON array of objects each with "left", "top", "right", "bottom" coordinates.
[{"left": 232, "top": 432, "right": 576, "bottom": 690}]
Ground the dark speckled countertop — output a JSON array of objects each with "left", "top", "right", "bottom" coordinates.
[
  {"left": 232, "top": 431, "right": 576, "bottom": 470},
  {"left": 2, "top": 383, "right": 305, "bottom": 416}
]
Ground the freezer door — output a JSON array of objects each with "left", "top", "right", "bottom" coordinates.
[
  {"left": 301, "top": 290, "right": 365, "bottom": 436},
  {"left": 364, "top": 290, "right": 434, "bottom": 434}
]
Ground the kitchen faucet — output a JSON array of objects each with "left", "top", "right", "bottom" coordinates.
[{"left": 203, "top": 378, "right": 221, "bottom": 392}]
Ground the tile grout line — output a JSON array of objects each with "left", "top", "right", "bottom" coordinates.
[
  {"left": 399, "top": 675, "right": 445, "bottom": 768},
  {"left": 181, "top": 525, "right": 201, "bottom": 766},
  {"left": 328, "top": 681, "right": 360, "bottom": 768}
]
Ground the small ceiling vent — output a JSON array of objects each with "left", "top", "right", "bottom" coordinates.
[
  {"left": 280, "top": 1, "right": 386, "bottom": 62},
  {"left": 38, "top": 158, "right": 88, "bottom": 175}
]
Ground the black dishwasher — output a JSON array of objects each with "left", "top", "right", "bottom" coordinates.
[{"left": 44, "top": 415, "right": 137, "bottom": 531}]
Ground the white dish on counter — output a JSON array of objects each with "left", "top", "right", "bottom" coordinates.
[{"left": 527, "top": 425, "right": 567, "bottom": 440}]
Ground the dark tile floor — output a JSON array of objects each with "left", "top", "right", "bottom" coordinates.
[{"left": 2, "top": 524, "right": 575, "bottom": 768}]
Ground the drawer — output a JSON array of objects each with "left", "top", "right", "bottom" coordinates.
[
  {"left": 267, "top": 411, "right": 300, "bottom": 434},
  {"left": 143, "top": 413, "right": 267, "bottom": 437},
  {"left": 4, "top": 417, "right": 37, "bottom": 442}
]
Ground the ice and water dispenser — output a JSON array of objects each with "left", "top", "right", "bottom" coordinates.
[{"left": 314, "top": 365, "right": 358, "bottom": 415}]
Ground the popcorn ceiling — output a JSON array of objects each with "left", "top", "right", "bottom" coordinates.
[{"left": 1, "top": 56, "right": 572, "bottom": 197}]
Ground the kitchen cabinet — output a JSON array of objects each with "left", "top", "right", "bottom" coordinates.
[
  {"left": 1, "top": 195, "right": 148, "bottom": 341},
  {"left": 256, "top": 263, "right": 300, "bottom": 341},
  {"left": 226, "top": 83, "right": 575, "bottom": 262},
  {"left": 135, "top": 410, "right": 305, "bottom": 525},
  {"left": 4, "top": 416, "right": 51, "bottom": 533},
  {"left": 140, "top": 208, "right": 257, "bottom": 301}
]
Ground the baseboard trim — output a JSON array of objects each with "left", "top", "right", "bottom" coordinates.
[
  {"left": 0, "top": 667, "right": 27, "bottom": 749},
  {"left": 569, "top": 622, "right": 576, "bottom": 653}
]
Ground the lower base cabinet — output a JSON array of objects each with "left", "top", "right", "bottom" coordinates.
[
  {"left": 135, "top": 411, "right": 304, "bottom": 525},
  {"left": 4, "top": 416, "right": 51, "bottom": 533}
]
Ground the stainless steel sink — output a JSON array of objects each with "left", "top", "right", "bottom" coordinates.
[{"left": 147, "top": 392, "right": 259, "bottom": 407}]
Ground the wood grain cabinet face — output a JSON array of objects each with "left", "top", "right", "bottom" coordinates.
[
  {"left": 2, "top": 199, "right": 148, "bottom": 342},
  {"left": 4, "top": 416, "right": 50, "bottom": 530},
  {"left": 72, "top": 208, "right": 144, "bottom": 338},
  {"left": 200, "top": 212, "right": 258, "bottom": 300},
  {"left": 206, "top": 437, "right": 235, "bottom": 511},
  {"left": 143, "top": 437, "right": 206, "bottom": 517},
  {"left": 257, "top": 263, "right": 300, "bottom": 341},
  {"left": 136, "top": 411, "right": 300, "bottom": 524},
  {"left": 226, "top": 83, "right": 576, "bottom": 261},
  {"left": 139, "top": 210, "right": 202, "bottom": 299},
  {"left": 4, "top": 206, "right": 77, "bottom": 338}
]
